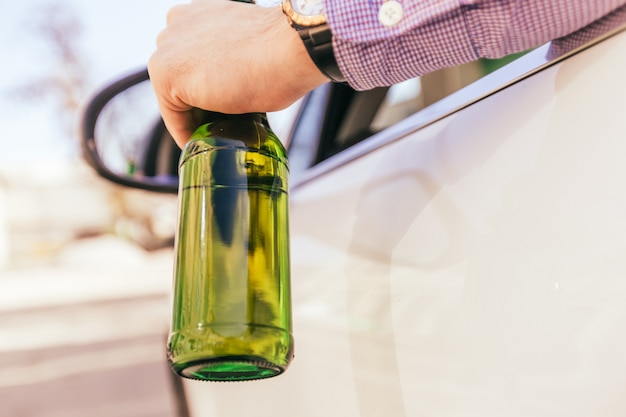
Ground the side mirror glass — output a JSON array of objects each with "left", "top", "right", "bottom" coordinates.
[{"left": 81, "top": 68, "right": 180, "bottom": 193}]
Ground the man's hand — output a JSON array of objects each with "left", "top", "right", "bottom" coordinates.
[{"left": 148, "top": 0, "right": 328, "bottom": 148}]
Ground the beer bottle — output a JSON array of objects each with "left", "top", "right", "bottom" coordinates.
[{"left": 167, "top": 112, "right": 294, "bottom": 381}]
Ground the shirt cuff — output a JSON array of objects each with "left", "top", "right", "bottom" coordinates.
[{"left": 325, "top": 0, "right": 478, "bottom": 90}]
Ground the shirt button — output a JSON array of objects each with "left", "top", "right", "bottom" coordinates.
[{"left": 378, "top": 1, "right": 403, "bottom": 27}]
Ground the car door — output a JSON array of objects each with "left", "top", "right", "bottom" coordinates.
[{"left": 180, "top": 16, "right": 626, "bottom": 417}]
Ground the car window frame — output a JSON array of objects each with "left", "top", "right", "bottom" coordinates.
[{"left": 287, "top": 19, "right": 626, "bottom": 191}]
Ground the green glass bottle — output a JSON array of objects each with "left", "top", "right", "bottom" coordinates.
[{"left": 167, "top": 112, "right": 293, "bottom": 381}]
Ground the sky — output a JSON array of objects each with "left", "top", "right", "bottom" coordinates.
[{"left": 0, "top": 0, "right": 180, "bottom": 167}]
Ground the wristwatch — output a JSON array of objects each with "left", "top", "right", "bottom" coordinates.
[{"left": 282, "top": 0, "right": 346, "bottom": 83}]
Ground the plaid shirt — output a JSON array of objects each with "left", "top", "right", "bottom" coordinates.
[{"left": 326, "top": 0, "right": 626, "bottom": 90}]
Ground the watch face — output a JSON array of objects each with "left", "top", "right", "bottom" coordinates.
[
  {"left": 289, "top": 0, "right": 325, "bottom": 17},
  {"left": 283, "top": 0, "right": 327, "bottom": 27}
]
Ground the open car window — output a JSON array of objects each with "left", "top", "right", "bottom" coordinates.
[
  {"left": 286, "top": 56, "right": 526, "bottom": 177},
  {"left": 286, "top": 6, "right": 626, "bottom": 184}
]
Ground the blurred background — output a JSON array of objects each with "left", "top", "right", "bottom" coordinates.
[{"left": 0, "top": 1, "right": 185, "bottom": 416}]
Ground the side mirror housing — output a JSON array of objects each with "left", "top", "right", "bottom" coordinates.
[{"left": 80, "top": 68, "right": 180, "bottom": 194}]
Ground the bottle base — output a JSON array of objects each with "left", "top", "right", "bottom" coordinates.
[
  {"left": 172, "top": 355, "right": 284, "bottom": 382},
  {"left": 167, "top": 324, "right": 294, "bottom": 381}
]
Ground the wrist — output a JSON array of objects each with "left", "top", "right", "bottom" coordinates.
[
  {"left": 281, "top": 0, "right": 346, "bottom": 83},
  {"left": 296, "top": 24, "right": 345, "bottom": 83},
  {"left": 275, "top": 6, "right": 329, "bottom": 87}
]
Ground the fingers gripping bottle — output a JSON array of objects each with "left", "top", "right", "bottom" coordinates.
[{"left": 167, "top": 112, "right": 294, "bottom": 381}]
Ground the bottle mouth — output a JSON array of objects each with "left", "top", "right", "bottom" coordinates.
[{"left": 173, "top": 356, "right": 285, "bottom": 382}]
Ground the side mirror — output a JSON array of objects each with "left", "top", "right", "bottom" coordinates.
[{"left": 80, "top": 68, "right": 180, "bottom": 194}]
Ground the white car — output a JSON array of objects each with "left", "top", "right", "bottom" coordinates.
[{"left": 82, "top": 10, "right": 626, "bottom": 417}]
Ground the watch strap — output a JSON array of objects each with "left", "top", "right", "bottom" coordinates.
[{"left": 298, "top": 24, "right": 346, "bottom": 83}]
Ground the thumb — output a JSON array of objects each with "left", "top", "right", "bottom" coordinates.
[{"left": 157, "top": 103, "right": 202, "bottom": 149}]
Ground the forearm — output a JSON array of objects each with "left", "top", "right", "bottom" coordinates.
[{"left": 327, "top": 0, "right": 626, "bottom": 90}]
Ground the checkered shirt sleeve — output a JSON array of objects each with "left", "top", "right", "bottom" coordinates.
[{"left": 325, "top": 0, "right": 626, "bottom": 90}]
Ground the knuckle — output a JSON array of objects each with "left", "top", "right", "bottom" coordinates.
[
  {"left": 166, "top": 5, "right": 186, "bottom": 25},
  {"left": 155, "top": 28, "right": 168, "bottom": 47}
]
